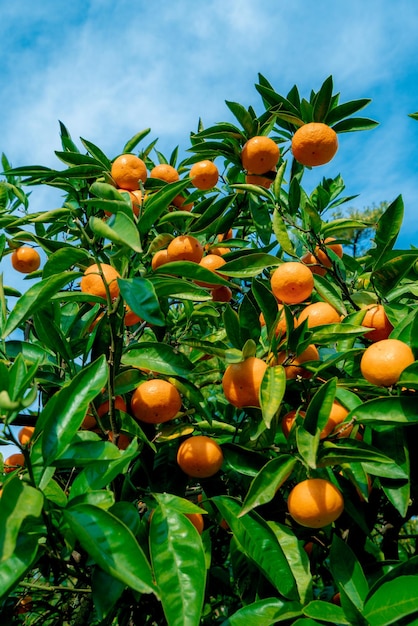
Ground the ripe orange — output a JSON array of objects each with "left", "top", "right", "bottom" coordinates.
[
  {"left": 111, "top": 154, "right": 147, "bottom": 190},
  {"left": 314, "top": 237, "right": 343, "bottom": 268},
  {"left": 117, "top": 188, "right": 146, "bottom": 216},
  {"left": 97, "top": 395, "right": 127, "bottom": 418},
  {"left": 177, "top": 435, "right": 223, "bottom": 478},
  {"left": 241, "top": 136, "right": 280, "bottom": 175},
  {"left": 196, "top": 254, "right": 227, "bottom": 287},
  {"left": 319, "top": 401, "right": 350, "bottom": 439},
  {"left": 222, "top": 356, "right": 268, "bottom": 408},
  {"left": 18, "top": 426, "right": 35, "bottom": 446},
  {"left": 287, "top": 478, "right": 344, "bottom": 528},
  {"left": 297, "top": 301, "right": 341, "bottom": 328},
  {"left": 211, "top": 285, "right": 233, "bottom": 302},
  {"left": 360, "top": 338, "right": 415, "bottom": 386},
  {"left": 124, "top": 305, "right": 142, "bottom": 327},
  {"left": 80, "top": 263, "right": 121, "bottom": 300},
  {"left": 11, "top": 247, "right": 41, "bottom": 274},
  {"left": 271, "top": 262, "right": 314, "bottom": 305},
  {"left": 108, "top": 431, "right": 131, "bottom": 450},
  {"left": 186, "top": 512, "right": 204, "bottom": 534},
  {"left": 218, "top": 229, "right": 233, "bottom": 242},
  {"left": 131, "top": 379, "right": 182, "bottom": 424},
  {"left": 281, "top": 409, "right": 306, "bottom": 438},
  {"left": 81, "top": 411, "right": 97, "bottom": 430},
  {"left": 291, "top": 123, "right": 338, "bottom": 167},
  {"left": 275, "top": 345, "right": 319, "bottom": 380},
  {"left": 190, "top": 160, "right": 219, "bottom": 190},
  {"left": 301, "top": 251, "right": 327, "bottom": 277},
  {"left": 150, "top": 163, "right": 179, "bottom": 183},
  {"left": 171, "top": 194, "right": 194, "bottom": 212},
  {"left": 361, "top": 304, "right": 393, "bottom": 342},
  {"left": 4, "top": 453, "right": 25, "bottom": 473},
  {"left": 151, "top": 249, "right": 170, "bottom": 270},
  {"left": 245, "top": 170, "right": 275, "bottom": 188},
  {"left": 167, "top": 235, "right": 204, "bottom": 263}
]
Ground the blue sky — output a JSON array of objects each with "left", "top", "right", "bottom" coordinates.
[{"left": 1, "top": 0, "right": 418, "bottom": 452}]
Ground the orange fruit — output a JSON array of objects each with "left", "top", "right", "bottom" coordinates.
[
  {"left": 150, "top": 163, "right": 179, "bottom": 183},
  {"left": 167, "top": 235, "right": 204, "bottom": 263},
  {"left": 151, "top": 249, "right": 170, "bottom": 270},
  {"left": 245, "top": 170, "right": 275, "bottom": 188},
  {"left": 186, "top": 512, "right": 204, "bottom": 534},
  {"left": 297, "top": 302, "right": 341, "bottom": 328},
  {"left": 287, "top": 478, "right": 344, "bottom": 528},
  {"left": 271, "top": 262, "right": 314, "bottom": 305},
  {"left": 97, "top": 395, "right": 127, "bottom": 418},
  {"left": 131, "top": 379, "right": 182, "bottom": 424},
  {"left": 217, "top": 229, "right": 233, "bottom": 242},
  {"left": 361, "top": 304, "right": 394, "bottom": 342},
  {"left": 260, "top": 305, "right": 289, "bottom": 337},
  {"left": 81, "top": 411, "right": 97, "bottom": 430},
  {"left": 80, "top": 263, "right": 121, "bottom": 300},
  {"left": 124, "top": 305, "right": 142, "bottom": 327},
  {"left": 319, "top": 401, "right": 351, "bottom": 439},
  {"left": 108, "top": 431, "right": 132, "bottom": 450},
  {"left": 291, "top": 123, "right": 338, "bottom": 167},
  {"left": 18, "top": 426, "right": 35, "bottom": 446},
  {"left": 211, "top": 285, "right": 233, "bottom": 302},
  {"left": 4, "top": 453, "right": 25, "bottom": 473},
  {"left": 222, "top": 356, "right": 268, "bottom": 408},
  {"left": 331, "top": 592, "right": 341, "bottom": 606},
  {"left": 171, "top": 195, "right": 194, "bottom": 212},
  {"left": 275, "top": 345, "right": 319, "bottom": 380},
  {"left": 111, "top": 153, "right": 147, "bottom": 190},
  {"left": 11, "top": 247, "right": 41, "bottom": 274},
  {"left": 314, "top": 237, "right": 343, "bottom": 268},
  {"left": 241, "top": 136, "right": 280, "bottom": 175},
  {"left": 177, "top": 435, "right": 223, "bottom": 478},
  {"left": 189, "top": 160, "right": 219, "bottom": 190},
  {"left": 196, "top": 254, "right": 227, "bottom": 287},
  {"left": 117, "top": 188, "right": 147, "bottom": 216},
  {"left": 281, "top": 409, "right": 306, "bottom": 438},
  {"left": 301, "top": 251, "right": 327, "bottom": 277},
  {"left": 360, "top": 338, "right": 415, "bottom": 387}
]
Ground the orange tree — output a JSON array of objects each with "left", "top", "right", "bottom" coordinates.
[{"left": 1, "top": 74, "right": 418, "bottom": 625}]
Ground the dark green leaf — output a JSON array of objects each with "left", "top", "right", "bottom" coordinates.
[
  {"left": 260, "top": 365, "right": 286, "bottom": 429},
  {"left": 331, "top": 117, "right": 379, "bottom": 133},
  {"left": 118, "top": 277, "right": 165, "bottom": 326},
  {"left": 239, "top": 455, "right": 296, "bottom": 516},
  {"left": 313, "top": 76, "right": 334, "bottom": 122},
  {"left": 0, "top": 532, "right": 39, "bottom": 602},
  {"left": 222, "top": 598, "right": 302, "bottom": 626},
  {"left": 325, "top": 99, "right": 372, "bottom": 126},
  {"left": 303, "top": 600, "right": 350, "bottom": 624},
  {"left": 0, "top": 479, "right": 44, "bottom": 561},
  {"left": 364, "top": 576, "right": 418, "bottom": 626},
  {"left": 122, "top": 342, "right": 193, "bottom": 377},
  {"left": 329, "top": 536, "right": 368, "bottom": 609}
]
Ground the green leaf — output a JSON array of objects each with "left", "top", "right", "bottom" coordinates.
[
  {"left": 325, "top": 98, "right": 372, "bottom": 126},
  {"left": 318, "top": 440, "right": 407, "bottom": 478},
  {"left": 272, "top": 209, "right": 295, "bottom": 256},
  {"left": 331, "top": 117, "right": 379, "bottom": 132},
  {"left": 239, "top": 455, "right": 297, "bottom": 516},
  {"left": 80, "top": 137, "right": 112, "bottom": 168},
  {"left": 138, "top": 178, "right": 190, "bottom": 235},
  {"left": 269, "top": 523, "right": 313, "bottom": 604},
  {"left": 371, "top": 250, "right": 418, "bottom": 295},
  {"left": 0, "top": 532, "right": 39, "bottom": 602},
  {"left": 373, "top": 427, "right": 410, "bottom": 517},
  {"left": 42, "top": 246, "right": 91, "bottom": 278},
  {"left": 213, "top": 496, "right": 299, "bottom": 600},
  {"left": 89, "top": 214, "right": 142, "bottom": 252},
  {"left": 364, "top": 575, "right": 418, "bottom": 626},
  {"left": 369, "top": 196, "right": 404, "bottom": 270},
  {"left": 222, "top": 598, "right": 302, "bottom": 626},
  {"left": 313, "top": 76, "right": 334, "bottom": 122},
  {"left": 118, "top": 277, "right": 165, "bottom": 326},
  {"left": 0, "top": 479, "right": 44, "bottom": 561},
  {"left": 351, "top": 396, "right": 418, "bottom": 426},
  {"left": 221, "top": 253, "right": 281, "bottom": 278},
  {"left": 122, "top": 342, "right": 193, "bottom": 377},
  {"left": 91, "top": 567, "right": 126, "bottom": 621},
  {"left": 190, "top": 193, "right": 236, "bottom": 233},
  {"left": 329, "top": 536, "right": 369, "bottom": 609},
  {"left": 153, "top": 260, "right": 231, "bottom": 287},
  {"left": 225, "top": 100, "right": 257, "bottom": 135},
  {"left": 152, "top": 276, "right": 212, "bottom": 302},
  {"left": 63, "top": 503, "right": 157, "bottom": 596},
  {"left": 2, "top": 271, "right": 80, "bottom": 339},
  {"left": 149, "top": 504, "right": 206, "bottom": 626},
  {"left": 260, "top": 365, "right": 286, "bottom": 428},
  {"left": 303, "top": 600, "right": 350, "bottom": 624},
  {"left": 122, "top": 128, "right": 151, "bottom": 153},
  {"left": 38, "top": 355, "right": 108, "bottom": 464}
]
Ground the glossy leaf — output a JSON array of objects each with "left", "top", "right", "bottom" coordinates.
[
  {"left": 122, "top": 342, "right": 193, "bottom": 377},
  {"left": 369, "top": 196, "right": 404, "bottom": 270},
  {"left": 2, "top": 271, "right": 80, "bottom": 338},
  {"left": 364, "top": 576, "right": 418, "bottom": 626},
  {"left": 222, "top": 598, "right": 302, "bottom": 625},
  {"left": 259, "top": 365, "right": 286, "bottom": 428},
  {"left": 38, "top": 355, "right": 108, "bottom": 464},
  {"left": 221, "top": 253, "right": 281, "bottom": 278},
  {"left": 240, "top": 455, "right": 296, "bottom": 516},
  {"left": 213, "top": 496, "right": 299, "bottom": 600},
  {"left": 303, "top": 600, "right": 349, "bottom": 624},
  {"left": 63, "top": 503, "right": 157, "bottom": 596},
  {"left": 0, "top": 479, "right": 44, "bottom": 561},
  {"left": 118, "top": 276, "right": 165, "bottom": 326},
  {"left": 329, "top": 536, "right": 369, "bottom": 609},
  {"left": 153, "top": 260, "right": 231, "bottom": 287},
  {"left": 0, "top": 532, "right": 39, "bottom": 602},
  {"left": 349, "top": 396, "right": 418, "bottom": 426},
  {"left": 149, "top": 504, "right": 206, "bottom": 626}
]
